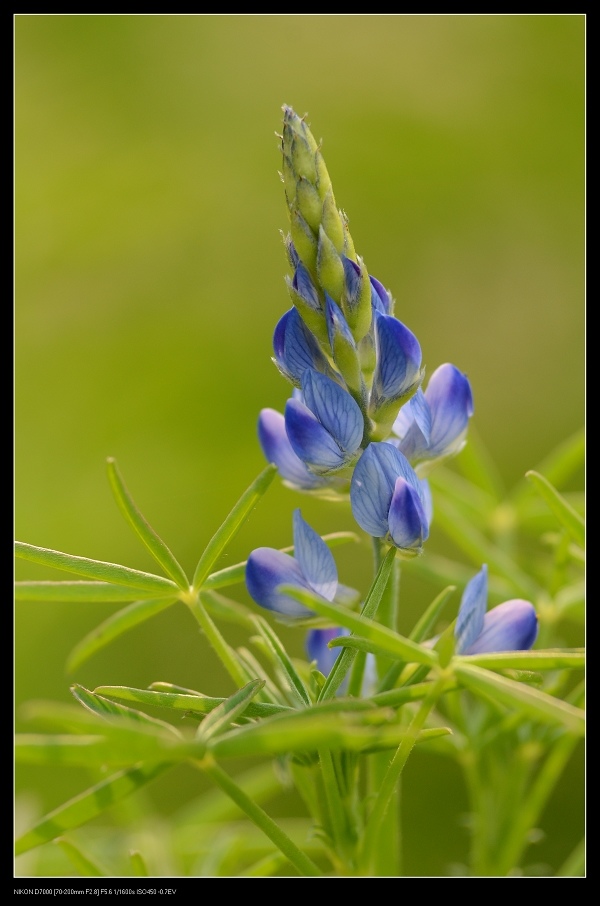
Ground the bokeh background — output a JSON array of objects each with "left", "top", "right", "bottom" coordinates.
[{"left": 15, "top": 15, "right": 585, "bottom": 876}]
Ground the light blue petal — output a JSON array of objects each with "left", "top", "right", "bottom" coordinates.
[
  {"left": 455, "top": 565, "right": 488, "bottom": 655},
  {"left": 420, "top": 478, "right": 434, "bottom": 526},
  {"left": 387, "top": 477, "right": 429, "bottom": 552},
  {"left": 370, "top": 276, "right": 392, "bottom": 315},
  {"left": 350, "top": 442, "right": 417, "bottom": 537},
  {"left": 463, "top": 599, "right": 539, "bottom": 655},
  {"left": 273, "top": 308, "right": 332, "bottom": 385},
  {"left": 425, "top": 363, "right": 474, "bottom": 458},
  {"left": 285, "top": 397, "right": 347, "bottom": 470},
  {"left": 399, "top": 363, "right": 473, "bottom": 462},
  {"left": 302, "top": 370, "right": 364, "bottom": 456},
  {"left": 341, "top": 256, "right": 362, "bottom": 310},
  {"left": 291, "top": 260, "right": 321, "bottom": 311},
  {"left": 293, "top": 509, "right": 338, "bottom": 601},
  {"left": 372, "top": 311, "right": 422, "bottom": 402},
  {"left": 326, "top": 294, "right": 356, "bottom": 349},
  {"left": 245, "top": 547, "right": 314, "bottom": 618},
  {"left": 258, "top": 408, "right": 326, "bottom": 490}
]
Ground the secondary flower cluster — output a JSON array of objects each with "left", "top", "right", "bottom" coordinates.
[{"left": 258, "top": 105, "right": 473, "bottom": 557}]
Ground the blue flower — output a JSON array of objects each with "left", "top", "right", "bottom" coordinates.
[
  {"left": 245, "top": 509, "right": 338, "bottom": 618},
  {"left": 273, "top": 307, "right": 338, "bottom": 387},
  {"left": 368, "top": 311, "right": 424, "bottom": 437},
  {"left": 258, "top": 407, "right": 330, "bottom": 492},
  {"left": 455, "top": 565, "right": 538, "bottom": 655},
  {"left": 285, "top": 369, "right": 365, "bottom": 475},
  {"left": 350, "top": 441, "right": 430, "bottom": 557},
  {"left": 392, "top": 363, "right": 474, "bottom": 475}
]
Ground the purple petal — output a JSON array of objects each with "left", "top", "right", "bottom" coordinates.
[
  {"left": 245, "top": 547, "right": 315, "bottom": 618},
  {"left": 293, "top": 509, "right": 337, "bottom": 601},
  {"left": 326, "top": 294, "right": 356, "bottom": 350},
  {"left": 273, "top": 308, "right": 335, "bottom": 386},
  {"left": 405, "top": 363, "right": 474, "bottom": 462},
  {"left": 350, "top": 442, "right": 419, "bottom": 537},
  {"left": 301, "top": 370, "right": 364, "bottom": 457},
  {"left": 455, "top": 565, "right": 488, "bottom": 655},
  {"left": 258, "top": 408, "right": 326, "bottom": 490},
  {"left": 370, "top": 276, "right": 392, "bottom": 315},
  {"left": 285, "top": 397, "right": 348, "bottom": 470},
  {"left": 462, "top": 599, "right": 538, "bottom": 655},
  {"left": 372, "top": 311, "right": 422, "bottom": 402},
  {"left": 306, "top": 626, "right": 350, "bottom": 678},
  {"left": 387, "top": 477, "right": 429, "bottom": 552}
]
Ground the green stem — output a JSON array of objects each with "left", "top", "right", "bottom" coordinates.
[
  {"left": 367, "top": 538, "right": 402, "bottom": 875},
  {"left": 186, "top": 594, "right": 252, "bottom": 690},
  {"left": 359, "top": 675, "right": 447, "bottom": 875},
  {"left": 319, "top": 748, "right": 354, "bottom": 869},
  {"left": 198, "top": 756, "right": 323, "bottom": 877}
]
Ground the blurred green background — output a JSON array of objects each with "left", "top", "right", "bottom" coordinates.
[{"left": 15, "top": 15, "right": 584, "bottom": 876}]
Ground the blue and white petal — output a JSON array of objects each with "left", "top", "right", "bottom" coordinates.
[
  {"left": 371, "top": 311, "right": 422, "bottom": 405},
  {"left": 387, "top": 477, "right": 429, "bottom": 553},
  {"left": 258, "top": 408, "right": 326, "bottom": 490},
  {"left": 285, "top": 396, "right": 350, "bottom": 471},
  {"left": 273, "top": 308, "right": 334, "bottom": 386},
  {"left": 301, "top": 370, "right": 364, "bottom": 457},
  {"left": 292, "top": 509, "right": 337, "bottom": 602},
  {"left": 455, "top": 565, "right": 488, "bottom": 655},
  {"left": 462, "top": 599, "right": 538, "bottom": 655},
  {"left": 245, "top": 547, "right": 315, "bottom": 618}
]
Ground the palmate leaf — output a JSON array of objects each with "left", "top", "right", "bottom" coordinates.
[
  {"left": 15, "top": 542, "right": 179, "bottom": 596},
  {"left": 196, "top": 679, "right": 266, "bottom": 742},
  {"left": 525, "top": 470, "right": 585, "bottom": 548},
  {"left": 14, "top": 581, "right": 153, "bottom": 602},
  {"left": 453, "top": 662, "right": 585, "bottom": 735},
  {"left": 192, "top": 463, "right": 277, "bottom": 590},
  {"left": 93, "top": 684, "right": 289, "bottom": 719},
  {"left": 106, "top": 457, "right": 189, "bottom": 589},
  {"left": 71, "top": 683, "right": 182, "bottom": 737},
  {"left": 15, "top": 762, "right": 173, "bottom": 855},
  {"left": 208, "top": 708, "right": 451, "bottom": 759},
  {"left": 455, "top": 649, "right": 585, "bottom": 671}
]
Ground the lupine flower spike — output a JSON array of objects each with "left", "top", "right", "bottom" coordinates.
[{"left": 455, "top": 565, "right": 539, "bottom": 655}]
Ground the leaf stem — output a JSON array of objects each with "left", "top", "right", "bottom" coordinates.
[{"left": 197, "top": 756, "right": 323, "bottom": 877}]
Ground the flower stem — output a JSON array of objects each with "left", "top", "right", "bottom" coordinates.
[{"left": 359, "top": 675, "right": 447, "bottom": 875}]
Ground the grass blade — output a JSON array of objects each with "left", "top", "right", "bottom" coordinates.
[
  {"left": 525, "top": 470, "right": 585, "bottom": 548},
  {"left": 15, "top": 581, "right": 155, "bottom": 603},
  {"left": 453, "top": 662, "right": 585, "bottom": 734},
  {"left": 106, "top": 457, "right": 189, "bottom": 589},
  {"left": 15, "top": 763, "right": 172, "bottom": 854},
  {"left": 252, "top": 616, "right": 312, "bottom": 707},
  {"left": 192, "top": 464, "right": 277, "bottom": 590},
  {"left": 15, "top": 542, "right": 179, "bottom": 595}
]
